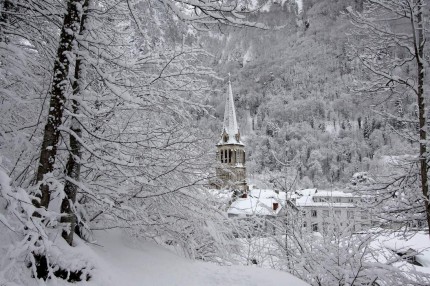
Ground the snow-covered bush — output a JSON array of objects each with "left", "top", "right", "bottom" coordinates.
[{"left": 0, "top": 166, "right": 93, "bottom": 282}]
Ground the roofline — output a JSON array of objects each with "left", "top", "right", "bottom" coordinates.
[{"left": 216, "top": 143, "right": 245, "bottom": 147}]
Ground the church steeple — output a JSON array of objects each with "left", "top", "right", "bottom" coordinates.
[
  {"left": 220, "top": 75, "right": 243, "bottom": 145},
  {"left": 214, "top": 76, "right": 247, "bottom": 191}
]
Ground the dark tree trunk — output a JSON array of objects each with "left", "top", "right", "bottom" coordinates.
[
  {"left": 34, "top": 0, "right": 82, "bottom": 210},
  {"left": 0, "top": 0, "right": 13, "bottom": 43},
  {"left": 61, "top": 0, "right": 90, "bottom": 246},
  {"left": 414, "top": 0, "right": 430, "bottom": 235}
]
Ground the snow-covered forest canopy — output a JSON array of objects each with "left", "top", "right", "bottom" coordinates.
[{"left": 1, "top": 0, "right": 430, "bottom": 285}]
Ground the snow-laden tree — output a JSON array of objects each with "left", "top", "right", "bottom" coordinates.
[
  {"left": 0, "top": 0, "right": 61, "bottom": 186},
  {"left": 1, "top": 0, "right": 269, "bottom": 281},
  {"left": 230, "top": 165, "right": 430, "bottom": 285},
  {"left": 347, "top": 0, "right": 430, "bottom": 232},
  {"left": 265, "top": 205, "right": 430, "bottom": 285},
  {"left": 282, "top": 220, "right": 430, "bottom": 285}
]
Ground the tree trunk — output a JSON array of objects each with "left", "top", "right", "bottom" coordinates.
[
  {"left": 414, "top": 0, "right": 430, "bottom": 235},
  {"left": 61, "top": 0, "right": 90, "bottom": 246},
  {"left": 34, "top": 0, "right": 82, "bottom": 210},
  {"left": 0, "top": 0, "right": 13, "bottom": 43}
]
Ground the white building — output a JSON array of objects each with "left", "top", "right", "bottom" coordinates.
[{"left": 292, "top": 189, "right": 373, "bottom": 233}]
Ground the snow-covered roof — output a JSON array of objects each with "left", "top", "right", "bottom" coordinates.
[
  {"left": 228, "top": 188, "right": 286, "bottom": 216},
  {"left": 294, "top": 189, "right": 354, "bottom": 198},
  {"left": 295, "top": 196, "right": 355, "bottom": 208},
  {"left": 295, "top": 188, "right": 317, "bottom": 197},
  {"left": 313, "top": 190, "right": 354, "bottom": 197},
  {"left": 218, "top": 79, "right": 243, "bottom": 146},
  {"left": 293, "top": 189, "right": 357, "bottom": 208}
]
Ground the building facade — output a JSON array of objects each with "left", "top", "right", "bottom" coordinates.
[
  {"left": 292, "top": 189, "right": 374, "bottom": 233},
  {"left": 214, "top": 78, "right": 247, "bottom": 191}
]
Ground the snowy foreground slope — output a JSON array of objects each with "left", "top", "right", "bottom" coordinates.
[
  {"left": 91, "top": 231, "right": 309, "bottom": 286},
  {"left": 0, "top": 228, "right": 309, "bottom": 286}
]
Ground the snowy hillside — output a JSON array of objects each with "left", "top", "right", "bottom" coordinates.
[
  {"left": 92, "top": 231, "right": 309, "bottom": 286},
  {"left": 0, "top": 228, "right": 309, "bottom": 286}
]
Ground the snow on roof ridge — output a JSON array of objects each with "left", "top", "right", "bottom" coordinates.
[
  {"left": 227, "top": 188, "right": 286, "bottom": 216},
  {"left": 313, "top": 190, "right": 354, "bottom": 197}
]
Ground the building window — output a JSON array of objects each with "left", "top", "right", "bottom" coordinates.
[
  {"left": 323, "top": 222, "right": 329, "bottom": 234},
  {"left": 347, "top": 211, "right": 354, "bottom": 219},
  {"left": 361, "top": 211, "right": 368, "bottom": 220},
  {"left": 311, "top": 210, "right": 317, "bottom": 217},
  {"left": 348, "top": 198, "right": 354, "bottom": 203},
  {"left": 335, "top": 197, "right": 341, "bottom": 203},
  {"left": 302, "top": 210, "right": 306, "bottom": 217},
  {"left": 312, "top": 223, "right": 318, "bottom": 232},
  {"left": 323, "top": 210, "right": 329, "bottom": 218},
  {"left": 303, "top": 222, "right": 307, "bottom": 228}
]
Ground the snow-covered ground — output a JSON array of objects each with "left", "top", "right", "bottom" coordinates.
[
  {"left": 0, "top": 228, "right": 309, "bottom": 286},
  {"left": 372, "top": 231, "right": 430, "bottom": 274},
  {"left": 90, "top": 230, "right": 309, "bottom": 286}
]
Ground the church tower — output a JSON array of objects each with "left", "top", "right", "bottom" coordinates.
[{"left": 215, "top": 77, "right": 247, "bottom": 191}]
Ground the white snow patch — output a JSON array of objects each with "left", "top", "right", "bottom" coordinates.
[
  {"left": 0, "top": 227, "right": 309, "bottom": 285},
  {"left": 88, "top": 230, "right": 309, "bottom": 286},
  {"left": 296, "top": 0, "right": 303, "bottom": 13}
]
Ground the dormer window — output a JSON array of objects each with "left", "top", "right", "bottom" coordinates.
[
  {"left": 235, "top": 132, "right": 240, "bottom": 142},
  {"left": 223, "top": 133, "right": 229, "bottom": 143}
]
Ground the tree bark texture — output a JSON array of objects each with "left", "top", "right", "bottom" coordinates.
[
  {"left": 34, "top": 0, "right": 82, "bottom": 209},
  {"left": 0, "top": 0, "right": 13, "bottom": 43},
  {"left": 414, "top": 0, "right": 430, "bottom": 235},
  {"left": 61, "top": 0, "right": 90, "bottom": 246}
]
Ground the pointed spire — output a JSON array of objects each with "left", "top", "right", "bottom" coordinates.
[{"left": 221, "top": 75, "right": 241, "bottom": 144}]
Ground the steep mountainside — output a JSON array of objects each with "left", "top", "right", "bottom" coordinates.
[{"left": 200, "top": 0, "right": 416, "bottom": 188}]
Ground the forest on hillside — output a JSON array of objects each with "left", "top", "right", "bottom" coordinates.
[{"left": 203, "top": 0, "right": 429, "bottom": 189}]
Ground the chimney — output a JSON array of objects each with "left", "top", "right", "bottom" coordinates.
[{"left": 273, "top": 202, "right": 279, "bottom": 211}]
